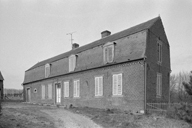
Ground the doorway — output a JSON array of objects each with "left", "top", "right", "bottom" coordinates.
[
  {"left": 26, "top": 88, "right": 31, "bottom": 102},
  {"left": 55, "top": 82, "right": 61, "bottom": 104}
]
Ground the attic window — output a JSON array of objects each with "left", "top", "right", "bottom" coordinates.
[
  {"left": 69, "top": 55, "right": 77, "bottom": 72},
  {"left": 45, "top": 63, "right": 50, "bottom": 78},
  {"left": 103, "top": 42, "right": 115, "bottom": 64}
]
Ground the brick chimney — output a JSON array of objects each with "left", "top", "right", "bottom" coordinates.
[
  {"left": 72, "top": 43, "right": 79, "bottom": 50},
  {"left": 101, "top": 30, "right": 111, "bottom": 38}
]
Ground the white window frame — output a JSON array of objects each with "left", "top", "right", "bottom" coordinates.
[
  {"left": 156, "top": 73, "right": 162, "bottom": 97},
  {"left": 95, "top": 76, "right": 103, "bottom": 97},
  {"left": 103, "top": 42, "right": 115, "bottom": 64},
  {"left": 45, "top": 63, "right": 51, "bottom": 78},
  {"left": 48, "top": 83, "right": 52, "bottom": 99},
  {"left": 157, "top": 39, "right": 162, "bottom": 64},
  {"left": 41, "top": 85, "right": 45, "bottom": 99},
  {"left": 112, "top": 73, "right": 123, "bottom": 96},
  {"left": 63, "top": 81, "right": 69, "bottom": 98},
  {"left": 73, "top": 79, "right": 80, "bottom": 98},
  {"left": 69, "top": 55, "right": 77, "bottom": 72}
]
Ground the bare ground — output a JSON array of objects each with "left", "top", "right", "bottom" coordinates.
[
  {"left": 0, "top": 102, "right": 191, "bottom": 128},
  {"left": 0, "top": 102, "right": 102, "bottom": 128}
]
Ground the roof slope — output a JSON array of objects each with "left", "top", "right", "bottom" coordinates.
[
  {"left": 0, "top": 71, "right": 4, "bottom": 81},
  {"left": 27, "top": 16, "right": 160, "bottom": 71}
]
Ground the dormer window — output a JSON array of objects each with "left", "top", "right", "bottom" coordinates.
[
  {"left": 69, "top": 54, "right": 77, "bottom": 72},
  {"left": 103, "top": 42, "right": 115, "bottom": 64},
  {"left": 45, "top": 63, "right": 50, "bottom": 78}
]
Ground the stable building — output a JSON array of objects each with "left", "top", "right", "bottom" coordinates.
[{"left": 23, "top": 17, "right": 171, "bottom": 113}]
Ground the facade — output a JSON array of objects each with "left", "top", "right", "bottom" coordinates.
[
  {"left": 0, "top": 71, "right": 4, "bottom": 100},
  {"left": 23, "top": 17, "right": 170, "bottom": 113}
]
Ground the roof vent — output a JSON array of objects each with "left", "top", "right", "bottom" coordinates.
[
  {"left": 101, "top": 30, "right": 111, "bottom": 38},
  {"left": 72, "top": 43, "right": 79, "bottom": 50}
]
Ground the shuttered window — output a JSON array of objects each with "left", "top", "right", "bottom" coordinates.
[
  {"left": 113, "top": 73, "right": 122, "bottom": 96},
  {"left": 157, "top": 39, "right": 162, "bottom": 64},
  {"left": 41, "top": 85, "right": 45, "bottom": 99},
  {"left": 103, "top": 43, "right": 114, "bottom": 64},
  {"left": 64, "top": 81, "right": 69, "bottom": 98},
  {"left": 95, "top": 76, "right": 103, "bottom": 96},
  {"left": 45, "top": 63, "right": 50, "bottom": 78},
  {"left": 69, "top": 55, "right": 77, "bottom": 72},
  {"left": 74, "top": 80, "right": 80, "bottom": 98},
  {"left": 156, "top": 73, "right": 162, "bottom": 97},
  {"left": 48, "top": 83, "right": 52, "bottom": 99}
]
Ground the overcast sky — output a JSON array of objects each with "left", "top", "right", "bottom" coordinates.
[{"left": 0, "top": 0, "right": 192, "bottom": 89}]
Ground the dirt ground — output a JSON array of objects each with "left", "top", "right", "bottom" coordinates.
[
  {"left": 0, "top": 102, "right": 102, "bottom": 128},
  {"left": 0, "top": 102, "right": 191, "bottom": 128}
]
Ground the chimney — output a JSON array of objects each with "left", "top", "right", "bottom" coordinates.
[
  {"left": 72, "top": 43, "right": 79, "bottom": 50},
  {"left": 101, "top": 30, "right": 111, "bottom": 38}
]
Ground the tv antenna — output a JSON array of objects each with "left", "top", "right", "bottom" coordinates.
[{"left": 66, "top": 32, "right": 76, "bottom": 46}]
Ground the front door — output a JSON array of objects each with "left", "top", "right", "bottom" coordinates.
[
  {"left": 55, "top": 83, "right": 61, "bottom": 104},
  {"left": 26, "top": 88, "right": 31, "bottom": 102}
]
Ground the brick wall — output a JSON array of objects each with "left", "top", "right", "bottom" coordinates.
[
  {"left": 145, "top": 19, "right": 170, "bottom": 103},
  {"left": 24, "top": 61, "right": 145, "bottom": 113}
]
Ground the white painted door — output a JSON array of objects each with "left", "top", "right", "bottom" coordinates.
[{"left": 55, "top": 83, "right": 61, "bottom": 104}]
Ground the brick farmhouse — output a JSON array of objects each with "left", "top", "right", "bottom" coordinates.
[{"left": 23, "top": 17, "right": 170, "bottom": 113}]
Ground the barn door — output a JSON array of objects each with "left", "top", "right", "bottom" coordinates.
[{"left": 55, "top": 83, "right": 61, "bottom": 104}]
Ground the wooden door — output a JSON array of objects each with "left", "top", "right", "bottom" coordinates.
[
  {"left": 26, "top": 88, "right": 31, "bottom": 102},
  {"left": 55, "top": 83, "right": 61, "bottom": 104}
]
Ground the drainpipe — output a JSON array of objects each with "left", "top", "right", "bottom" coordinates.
[{"left": 144, "top": 56, "right": 147, "bottom": 114}]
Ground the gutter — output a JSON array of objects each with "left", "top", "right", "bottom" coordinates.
[{"left": 144, "top": 56, "right": 147, "bottom": 114}]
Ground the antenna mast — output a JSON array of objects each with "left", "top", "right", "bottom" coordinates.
[{"left": 66, "top": 32, "right": 76, "bottom": 48}]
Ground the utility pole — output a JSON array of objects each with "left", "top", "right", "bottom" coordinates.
[{"left": 66, "top": 32, "right": 76, "bottom": 49}]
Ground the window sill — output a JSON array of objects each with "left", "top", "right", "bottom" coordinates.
[{"left": 112, "top": 95, "right": 123, "bottom": 97}]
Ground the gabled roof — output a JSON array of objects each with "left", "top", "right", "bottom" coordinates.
[
  {"left": 0, "top": 71, "right": 4, "bottom": 81},
  {"left": 27, "top": 16, "right": 160, "bottom": 71}
]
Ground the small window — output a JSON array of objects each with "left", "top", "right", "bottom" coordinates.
[
  {"left": 41, "top": 85, "right": 45, "bottom": 99},
  {"left": 113, "top": 73, "right": 122, "bottom": 96},
  {"left": 45, "top": 63, "right": 51, "bottom": 78},
  {"left": 95, "top": 76, "right": 103, "bottom": 97},
  {"left": 33, "top": 88, "right": 37, "bottom": 93},
  {"left": 157, "top": 39, "right": 162, "bottom": 64},
  {"left": 103, "top": 42, "right": 114, "bottom": 64},
  {"left": 69, "top": 55, "right": 77, "bottom": 72},
  {"left": 156, "top": 73, "right": 162, "bottom": 97},
  {"left": 48, "top": 83, "right": 52, "bottom": 99},
  {"left": 73, "top": 80, "right": 80, "bottom": 98},
  {"left": 64, "top": 81, "right": 69, "bottom": 98}
]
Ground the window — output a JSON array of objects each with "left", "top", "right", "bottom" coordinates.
[
  {"left": 103, "top": 42, "right": 114, "bottom": 64},
  {"left": 45, "top": 63, "right": 51, "bottom": 78},
  {"left": 73, "top": 80, "right": 80, "bottom": 98},
  {"left": 64, "top": 81, "right": 69, "bottom": 98},
  {"left": 41, "top": 85, "right": 45, "bottom": 99},
  {"left": 33, "top": 88, "right": 37, "bottom": 93},
  {"left": 48, "top": 83, "right": 52, "bottom": 99},
  {"left": 113, "top": 73, "right": 122, "bottom": 96},
  {"left": 69, "top": 55, "right": 77, "bottom": 72},
  {"left": 156, "top": 73, "right": 162, "bottom": 97},
  {"left": 95, "top": 76, "right": 103, "bottom": 96},
  {"left": 157, "top": 39, "right": 162, "bottom": 64}
]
